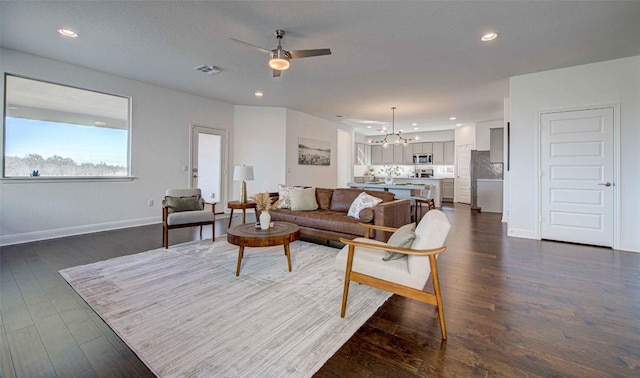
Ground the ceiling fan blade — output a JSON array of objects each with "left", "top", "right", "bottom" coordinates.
[
  {"left": 272, "top": 69, "right": 282, "bottom": 78},
  {"left": 289, "top": 48, "right": 332, "bottom": 59},
  {"left": 229, "top": 38, "right": 271, "bottom": 54}
]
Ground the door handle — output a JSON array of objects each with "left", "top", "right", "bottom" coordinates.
[
  {"left": 193, "top": 175, "right": 199, "bottom": 178},
  {"left": 598, "top": 182, "right": 612, "bottom": 187}
]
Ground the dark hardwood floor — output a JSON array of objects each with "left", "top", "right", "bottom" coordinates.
[{"left": 1, "top": 204, "right": 639, "bottom": 377}]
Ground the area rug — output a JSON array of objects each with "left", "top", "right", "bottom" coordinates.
[{"left": 59, "top": 238, "right": 392, "bottom": 377}]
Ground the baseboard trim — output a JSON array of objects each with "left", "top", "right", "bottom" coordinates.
[
  {"left": 618, "top": 241, "right": 640, "bottom": 253},
  {"left": 507, "top": 227, "right": 538, "bottom": 240},
  {"left": 1, "top": 217, "right": 160, "bottom": 246}
]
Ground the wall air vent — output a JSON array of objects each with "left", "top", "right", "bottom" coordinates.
[{"left": 194, "top": 65, "right": 222, "bottom": 75}]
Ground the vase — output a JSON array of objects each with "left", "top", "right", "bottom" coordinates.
[
  {"left": 259, "top": 210, "right": 271, "bottom": 230},
  {"left": 384, "top": 176, "right": 394, "bottom": 185}
]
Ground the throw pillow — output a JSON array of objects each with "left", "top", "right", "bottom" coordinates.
[
  {"left": 347, "top": 192, "right": 383, "bottom": 219},
  {"left": 383, "top": 222, "right": 416, "bottom": 261},
  {"left": 165, "top": 195, "right": 202, "bottom": 214},
  {"left": 289, "top": 187, "right": 318, "bottom": 211},
  {"left": 277, "top": 184, "right": 296, "bottom": 209},
  {"left": 358, "top": 208, "right": 374, "bottom": 223}
]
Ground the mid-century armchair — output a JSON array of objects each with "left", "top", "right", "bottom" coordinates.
[
  {"left": 162, "top": 188, "right": 216, "bottom": 249},
  {"left": 336, "top": 209, "right": 451, "bottom": 339}
]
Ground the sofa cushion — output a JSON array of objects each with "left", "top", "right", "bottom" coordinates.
[
  {"left": 315, "top": 188, "right": 334, "bottom": 210},
  {"left": 347, "top": 192, "right": 383, "bottom": 219},
  {"left": 289, "top": 187, "right": 319, "bottom": 211},
  {"left": 358, "top": 208, "right": 374, "bottom": 223},
  {"left": 270, "top": 209, "right": 366, "bottom": 237}
]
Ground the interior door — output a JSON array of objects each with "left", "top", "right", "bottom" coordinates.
[
  {"left": 540, "top": 107, "right": 614, "bottom": 247},
  {"left": 191, "top": 125, "right": 226, "bottom": 213},
  {"left": 456, "top": 144, "right": 472, "bottom": 204}
]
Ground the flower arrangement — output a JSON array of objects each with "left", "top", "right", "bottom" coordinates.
[
  {"left": 250, "top": 192, "right": 283, "bottom": 211},
  {"left": 379, "top": 165, "right": 402, "bottom": 177}
]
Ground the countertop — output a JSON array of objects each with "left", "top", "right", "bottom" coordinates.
[{"left": 348, "top": 182, "right": 429, "bottom": 190}]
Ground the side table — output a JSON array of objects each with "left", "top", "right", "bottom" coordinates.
[{"left": 227, "top": 201, "right": 258, "bottom": 227}]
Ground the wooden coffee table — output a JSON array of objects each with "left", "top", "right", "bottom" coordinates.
[
  {"left": 227, "top": 201, "right": 258, "bottom": 227},
  {"left": 227, "top": 221, "right": 300, "bottom": 276}
]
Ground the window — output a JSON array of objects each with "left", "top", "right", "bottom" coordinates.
[{"left": 3, "top": 74, "right": 131, "bottom": 178}]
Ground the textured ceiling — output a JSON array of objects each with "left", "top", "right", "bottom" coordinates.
[{"left": 2, "top": 1, "right": 639, "bottom": 135}]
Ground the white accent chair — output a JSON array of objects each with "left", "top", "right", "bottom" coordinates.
[
  {"left": 336, "top": 209, "right": 451, "bottom": 339},
  {"left": 162, "top": 188, "right": 216, "bottom": 249}
]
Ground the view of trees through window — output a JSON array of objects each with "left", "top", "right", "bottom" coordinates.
[{"left": 3, "top": 74, "right": 131, "bottom": 178}]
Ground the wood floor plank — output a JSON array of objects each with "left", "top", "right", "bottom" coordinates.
[
  {"left": 79, "top": 336, "right": 139, "bottom": 377},
  {"left": 0, "top": 324, "right": 17, "bottom": 378},
  {"left": 4, "top": 325, "right": 56, "bottom": 377}
]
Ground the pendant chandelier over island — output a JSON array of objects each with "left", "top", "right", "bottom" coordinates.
[{"left": 368, "top": 107, "right": 420, "bottom": 148}]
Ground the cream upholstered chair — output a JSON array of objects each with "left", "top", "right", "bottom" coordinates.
[
  {"left": 162, "top": 188, "right": 216, "bottom": 249},
  {"left": 336, "top": 209, "right": 451, "bottom": 339}
]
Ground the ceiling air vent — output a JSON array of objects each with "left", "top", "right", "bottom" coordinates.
[{"left": 194, "top": 64, "right": 222, "bottom": 75}]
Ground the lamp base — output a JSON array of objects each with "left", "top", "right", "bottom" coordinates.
[{"left": 240, "top": 180, "right": 247, "bottom": 203}]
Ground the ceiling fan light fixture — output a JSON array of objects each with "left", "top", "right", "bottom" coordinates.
[{"left": 269, "top": 49, "right": 290, "bottom": 70}]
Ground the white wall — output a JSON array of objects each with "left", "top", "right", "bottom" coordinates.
[
  {"left": 233, "top": 106, "right": 286, "bottom": 198},
  {"left": 0, "top": 49, "right": 234, "bottom": 245},
  {"left": 285, "top": 109, "right": 341, "bottom": 188},
  {"left": 454, "top": 124, "right": 476, "bottom": 148},
  {"left": 509, "top": 55, "right": 640, "bottom": 252},
  {"left": 502, "top": 98, "right": 510, "bottom": 223},
  {"left": 475, "top": 119, "right": 503, "bottom": 151}
]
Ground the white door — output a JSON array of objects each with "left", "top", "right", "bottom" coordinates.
[
  {"left": 540, "top": 107, "right": 614, "bottom": 247},
  {"left": 456, "top": 144, "right": 472, "bottom": 204},
  {"left": 191, "top": 125, "right": 226, "bottom": 214}
]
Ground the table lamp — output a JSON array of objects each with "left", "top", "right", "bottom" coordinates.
[{"left": 233, "top": 165, "right": 254, "bottom": 203}]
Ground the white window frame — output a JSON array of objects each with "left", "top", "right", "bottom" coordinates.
[{"left": 2, "top": 74, "right": 133, "bottom": 182}]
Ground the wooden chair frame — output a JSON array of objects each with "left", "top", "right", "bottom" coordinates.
[
  {"left": 162, "top": 200, "right": 216, "bottom": 249},
  {"left": 339, "top": 223, "right": 448, "bottom": 339}
]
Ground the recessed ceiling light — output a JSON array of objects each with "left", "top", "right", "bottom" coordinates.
[
  {"left": 449, "top": 117, "right": 456, "bottom": 121},
  {"left": 481, "top": 32, "right": 498, "bottom": 42},
  {"left": 456, "top": 123, "right": 462, "bottom": 127},
  {"left": 9, "top": 106, "right": 18, "bottom": 110},
  {"left": 411, "top": 123, "right": 417, "bottom": 126},
  {"left": 367, "top": 125, "right": 372, "bottom": 129},
  {"left": 94, "top": 121, "right": 106, "bottom": 126},
  {"left": 194, "top": 64, "right": 222, "bottom": 75},
  {"left": 413, "top": 127, "right": 419, "bottom": 130},
  {"left": 58, "top": 28, "right": 78, "bottom": 38},
  {"left": 254, "top": 91, "right": 264, "bottom": 97}
]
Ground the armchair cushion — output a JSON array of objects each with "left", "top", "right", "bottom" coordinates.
[
  {"left": 166, "top": 210, "right": 214, "bottom": 226},
  {"left": 383, "top": 222, "right": 416, "bottom": 261},
  {"left": 165, "top": 195, "right": 202, "bottom": 213}
]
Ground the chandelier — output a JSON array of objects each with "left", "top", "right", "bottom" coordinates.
[{"left": 367, "top": 107, "right": 420, "bottom": 148}]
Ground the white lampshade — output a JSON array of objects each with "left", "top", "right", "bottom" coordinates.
[{"left": 233, "top": 165, "right": 254, "bottom": 181}]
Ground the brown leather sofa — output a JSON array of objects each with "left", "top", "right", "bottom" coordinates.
[{"left": 269, "top": 188, "right": 411, "bottom": 242}]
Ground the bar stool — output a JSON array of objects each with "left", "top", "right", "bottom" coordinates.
[{"left": 411, "top": 185, "right": 436, "bottom": 222}]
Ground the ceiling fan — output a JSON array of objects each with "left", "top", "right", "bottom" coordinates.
[{"left": 230, "top": 30, "right": 331, "bottom": 77}]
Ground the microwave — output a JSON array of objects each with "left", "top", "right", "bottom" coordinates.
[{"left": 413, "top": 154, "right": 433, "bottom": 164}]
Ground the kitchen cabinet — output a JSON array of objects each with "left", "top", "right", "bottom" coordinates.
[
  {"left": 370, "top": 145, "right": 382, "bottom": 165},
  {"left": 381, "top": 145, "right": 394, "bottom": 164},
  {"left": 394, "top": 144, "right": 406, "bottom": 164},
  {"left": 490, "top": 128, "right": 504, "bottom": 163},
  {"left": 412, "top": 143, "right": 423, "bottom": 154},
  {"left": 444, "top": 141, "right": 455, "bottom": 165},
  {"left": 442, "top": 178, "right": 454, "bottom": 201},
  {"left": 403, "top": 143, "right": 414, "bottom": 164},
  {"left": 432, "top": 142, "right": 444, "bottom": 164},
  {"left": 354, "top": 143, "right": 371, "bottom": 165},
  {"left": 422, "top": 142, "right": 433, "bottom": 153}
]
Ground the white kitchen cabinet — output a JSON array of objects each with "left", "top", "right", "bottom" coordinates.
[
  {"left": 432, "top": 142, "right": 444, "bottom": 164},
  {"left": 422, "top": 142, "right": 433, "bottom": 153},
  {"left": 403, "top": 143, "right": 414, "bottom": 164},
  {"left": 444, "top": 141, "right": 455, "bottom": 165},
  {"left": 394, "top": 144, "right": 404, "bottom": 164},
  {"left": 490, "top": 128, "right": 504, "bottom": 163},
  {"left": 381, "top": 145, "right": 394, "bottom": 164},
  {"left": 442, "top": 178, "right": 454, "bottom": 201},
  {"left": 354, "top": 143, "right": 371, "bottom": 165},
  {"left": 370, "top": 145, "right": 382, "bottom": 165}
]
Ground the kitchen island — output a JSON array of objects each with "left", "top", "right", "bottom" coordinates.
[{"left": 348, "top": 178, "right": 442, "bottom": 207}]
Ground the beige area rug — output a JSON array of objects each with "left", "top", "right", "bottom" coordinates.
[{"left": 59, "top": 238, "right": 392, "bottom": 377}]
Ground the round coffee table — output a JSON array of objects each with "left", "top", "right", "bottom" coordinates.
[{"left": 227, "top": 221, "right": 300, "bottom": 276}]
